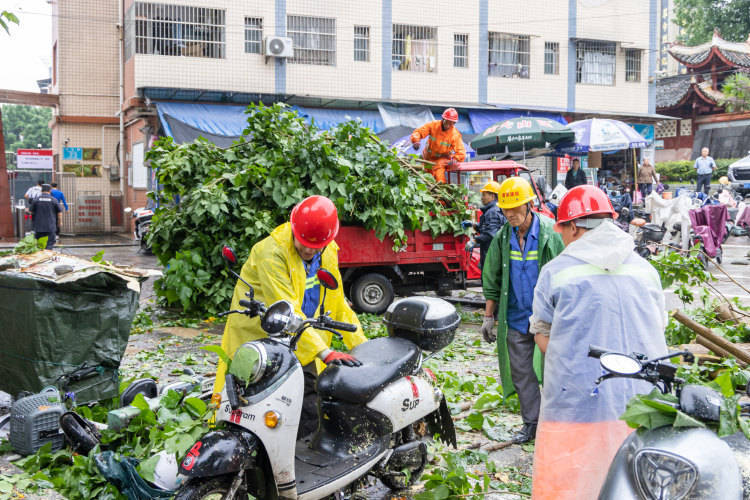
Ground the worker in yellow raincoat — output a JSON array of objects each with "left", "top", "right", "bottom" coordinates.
[
  {"left": 212, "top": 195, "right": 367, "bottom": 437},
  {"left": 411, "top": 108, "right": 466, "bottom": 183}
]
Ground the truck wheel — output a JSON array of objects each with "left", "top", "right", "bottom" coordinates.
[{"left": 351, "top": 273, "right": 394, "bottom": 314}]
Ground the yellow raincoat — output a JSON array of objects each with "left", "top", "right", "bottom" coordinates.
[{"left": 212, "top": 222, "right": 367, "bottom": 395}]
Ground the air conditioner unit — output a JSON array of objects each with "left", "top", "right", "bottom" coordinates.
[{"left": 264, "top": 36, "right": 293, "bottom": 58}]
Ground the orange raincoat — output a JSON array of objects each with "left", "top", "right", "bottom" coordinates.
[{"left": 411, "top": 120, "right": 466, "bottom": 183}]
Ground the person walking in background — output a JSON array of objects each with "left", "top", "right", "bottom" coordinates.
[
  {"left": 564, "top": 159, "right": 587, "bottom": 189},
  {"left": 694, "top": 147, "right": 716, "bottom": 195},
  {"left": 637, "top": 159, "right": 658, "bottom": 197},
  {"left": 30, "top": 184, "right": 61, "bottom": 249},
  {"left": 50, "top": 183, "right": 68, "bottom": 236}
]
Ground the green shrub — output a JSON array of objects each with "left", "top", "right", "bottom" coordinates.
[{"left": 655, "top": 159, "right": 737, "bottom": 182}]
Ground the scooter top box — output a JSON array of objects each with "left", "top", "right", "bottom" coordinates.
[{"left": 384, "top": 296, "right": 459, "bottom": 352}]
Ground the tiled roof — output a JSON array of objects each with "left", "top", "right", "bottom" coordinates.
[
  {"left": 656, "top": 75, "right": 692, "bottom": 109},
  {"left": 669, "top": 31, "right": 750, "bottom": 68},
  {"left": 656, "top": 75, "right": 724, "bottom": 110}
]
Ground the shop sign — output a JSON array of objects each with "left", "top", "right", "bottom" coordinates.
[
  {"left": 63, "top": 147, "right": 83, "bottom": 161},
  {"left": 77, "top": 194, "right": 103, "bottom": 229},
  {"left": 557, "top": 157, "right": 570, "bottom": 174},
  {"left": 16, "top": 149, "right": 53, "bottom": 170}
]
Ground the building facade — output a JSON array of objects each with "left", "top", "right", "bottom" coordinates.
[{"left": 51, "top": 0, "right": 660, "bottom": 233}]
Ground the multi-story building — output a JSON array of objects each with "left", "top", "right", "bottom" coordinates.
[
  {"left": 657, "top": 0, "right": 686, "bottom": 77},
  {"left": 51, "top": 0, "right": 661, "bottom": 234}
]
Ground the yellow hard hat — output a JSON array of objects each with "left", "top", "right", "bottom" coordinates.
[
  {"left": 480, "top": 181, "right": 502, "bottom": 195},
  {"left": 719, "top": 176, "right": 729, "bottom": 185},
  {"left": 497, "top": 176, "right": 537, "bottom": 209}
]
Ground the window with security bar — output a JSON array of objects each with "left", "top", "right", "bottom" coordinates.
[
  {"left": 354, "top": 25, "right": 370, "bottom": 62},
  {"left": 133, "top": 2, "right": 226, "bottom": 59},
  {"left": 245, "top": 17, "right": 262, "bottom": 54},
  {"left": 625, "top": 49, "right": 641, "bottom": 82},
  {"left": 454, "top": 33, "right": 468, "bottom": 68},
  {"left": 488, "top": 33, "right": 530, "bottom": 78},
  {"left": 576, "top": 40, "right": 615, "bottom": 85},
  {"left": 287, "top": 15, "right": 336, "bottom": 66},
  {"left": 392, "top": 24, "right": 437, "bottom": 72},
  {"left": 544, "top": 42, "right": 559, "bottom": 75}
]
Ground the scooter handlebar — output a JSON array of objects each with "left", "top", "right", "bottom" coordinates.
[{"left": 320, "top": 317, "right": 358, "bottom": 332}]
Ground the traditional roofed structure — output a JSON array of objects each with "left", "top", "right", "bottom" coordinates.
[{"left": 655, "top": 29, "right": 750, "bottom": 162}]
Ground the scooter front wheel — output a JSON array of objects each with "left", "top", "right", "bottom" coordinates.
[{"left": 174, "top": 474, "right": 246, "bottom": 500}]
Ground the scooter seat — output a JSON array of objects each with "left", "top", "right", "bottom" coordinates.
[{"left": 317, "top": 337, "right": 420, "bottom": 404}]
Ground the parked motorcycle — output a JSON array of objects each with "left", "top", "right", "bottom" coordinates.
[
  {"left": 123, "top": 205, "right": 154, "bottom": 253},
  {"left": 588, "top": 345, "right": 750, "bottom": 499},
  {"left": 173, "top": 246, "right": 458, "bottom": 499}
]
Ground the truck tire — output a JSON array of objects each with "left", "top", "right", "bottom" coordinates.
[{"left": 351, "top": 273, "right": 394, "bottom": 314}]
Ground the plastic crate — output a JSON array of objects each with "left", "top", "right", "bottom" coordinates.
[{"left": 9, "top": 391, "right": 65, "bottom": 455}]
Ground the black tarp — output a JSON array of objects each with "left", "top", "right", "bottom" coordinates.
[
  {"left": 0, "top": 268, "right": 141, "bottom": 404},
  {"left": 692, "top": 124, "right": 750, "bottom": 159}
]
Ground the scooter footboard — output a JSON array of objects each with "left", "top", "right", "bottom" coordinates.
[{"left": 179, "top": 429, "right": 259, "bottom": 478}]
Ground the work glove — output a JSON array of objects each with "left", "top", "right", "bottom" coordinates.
[
  {"left": 481, "top": 316, "right": 496, "bottom": 343},
  {"left": 461, "top": 220, "right": 473, "bottom": 230},
  {"left": 465, "top": 240, "right": 476, "bottom": 252},
  {"left": 412, "top": 142, "right": 420, "bottom": 151},
  {"left": 323, "top": 351, "right": 362, "bottom": 367}
]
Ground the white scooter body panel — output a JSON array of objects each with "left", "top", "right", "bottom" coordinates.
[
  {"left": 216, "top": 365, "right": 304, "bottom": 499},
  {"left": 366, "top": 374, "right": 440, "bottom": 432}
]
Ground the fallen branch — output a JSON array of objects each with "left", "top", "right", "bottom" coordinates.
[{"left": 672, "top": 310, "right": 750, "bottom": 366}]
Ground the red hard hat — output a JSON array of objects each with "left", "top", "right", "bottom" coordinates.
[
  {"left": 290, "top": 195, "right": 340, "bottom": 249},
  {"left": 556, "top": 185, "right": 617, "bottom": 228},
  {"left": 442, "top": 108, "right": 459, "bottom": 122}
]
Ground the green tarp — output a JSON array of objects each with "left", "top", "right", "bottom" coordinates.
[{"left": 0, "top": 256, "right": 143, "bottom": 404}]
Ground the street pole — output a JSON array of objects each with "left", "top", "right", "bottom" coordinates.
[{"left": 0, "top": 107, "right": 14, "bottom": 239}]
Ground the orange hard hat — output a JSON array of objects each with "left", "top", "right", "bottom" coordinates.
[
  {"left": 555, "top": 185, "right": 617, "bottom": 230},
  {"left": 442, "top": 108, "right": 459, "bottom": 122},
  {"left": 290, "top": 195, "right": 340, "bottom": 249}
]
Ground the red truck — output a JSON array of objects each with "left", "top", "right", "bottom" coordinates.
[{"left": 336, "top": 160, "right": 553, "bottom": 313}]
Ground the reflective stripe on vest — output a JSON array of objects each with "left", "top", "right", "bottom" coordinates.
[
  {"left": 305, "top": 276, "right": 319, "bottom": 290},
  {"left": 510, "top": 249, "right": 538, "bottom": 261},
  {"left": 551, "top": 263, "right": 660, "bottom": 289}
]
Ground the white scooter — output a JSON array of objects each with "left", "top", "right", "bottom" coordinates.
[{"left": 173, "top": 246, "right": 458, "bottom": 499}]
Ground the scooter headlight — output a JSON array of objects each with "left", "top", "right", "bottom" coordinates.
[
  {"left": 634, "top": 449, "right": 698, "bottom": 500},
  {"left": 232, "top": 342, "right": 268, "bottom": 385}
]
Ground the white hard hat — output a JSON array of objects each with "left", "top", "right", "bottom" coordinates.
[{"left": 150, "top": 450, "right": 184, "bottom": 491}]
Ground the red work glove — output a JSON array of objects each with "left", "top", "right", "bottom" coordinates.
[{"left": 323, "top": 351, "right": 362, "bottom": 367}]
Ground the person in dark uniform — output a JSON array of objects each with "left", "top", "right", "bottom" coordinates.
[
  {"left": 564, "top": 159, "right": 587, "bottom": 189},
  {"left": 30, "top": 184, "right": 61, "bottom": 249}
]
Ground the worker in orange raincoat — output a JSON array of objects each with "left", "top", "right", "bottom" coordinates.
[{"left": 410, "top": 108, "right": 466, "bottom": 183}]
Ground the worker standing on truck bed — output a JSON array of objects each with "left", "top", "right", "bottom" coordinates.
[{"left": 411, "top": 108, "right": 466, "bottom": 183}]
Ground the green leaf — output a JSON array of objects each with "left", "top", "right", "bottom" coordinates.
[
  {"left": 131, "top": 393, "right": 150, "bottom": 411},
  {"left": 465, "top": 412, "right": 484, "bottom": 431},
  {"left": 620, "top": 396, "right": 676, "bottom": 430},
  {"left": 672, "top": 410, "right": 707, "bottom": 428},
  {"left": 160, "top": 389, "right": 182, "bottom": 410},
  {"left": 200, "top": 345, "right": 231, "bottom": 366},
  {"left": 91, "top": 250, "right": 105, "bottom": 263},
  {"left": 137, "top": 454, "right": 161, "bottom": 483},
  {"left": 473, "top": 392, "right": 503, "bottom": 411},
  {"left": 713, "top": 371, "right": 735, "bottom": 398},
  {"left": 228, "top": 345, "right": 260, "bottom": 384},
  {"left": 183, "top": 397, "right": 207, "bottom": 418},
  {"left": 414, "top": 483, "right": 451, "bottom": 500}
]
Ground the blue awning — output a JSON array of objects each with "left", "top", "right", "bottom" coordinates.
[
  {"left": 156, "top": 102, "right": 249, "bottom": 138},
  {"left": 292, "top": 106, "right": 385, "bottom": 132},
  {"left": 468, "top": 110, "right": 566, "bottom": 135}
]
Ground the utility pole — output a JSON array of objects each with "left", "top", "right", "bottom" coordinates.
[{"left": 0, "top": 107, "right": 13, "bottom": 239}]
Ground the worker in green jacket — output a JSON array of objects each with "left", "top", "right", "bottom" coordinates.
[{"left": 481, "top": 176, "right": 564, "bottom": 443}]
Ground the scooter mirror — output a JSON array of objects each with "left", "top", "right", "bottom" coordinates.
[
  {"left": 221, "top": 246, "right": 238, "bottom": 266},
  {"left": 261, "top": 300, "right": 294, "bottom": 336},
  {"left": 600, "top": 353, "right": 642, "bottom": 376},
  {"left": 316, "top": 269, "right": 339, "bottom": 291}
]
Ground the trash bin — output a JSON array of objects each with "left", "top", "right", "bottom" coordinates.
[{"left": 0, "top": 251, "right": 150, "bottom": 404}]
